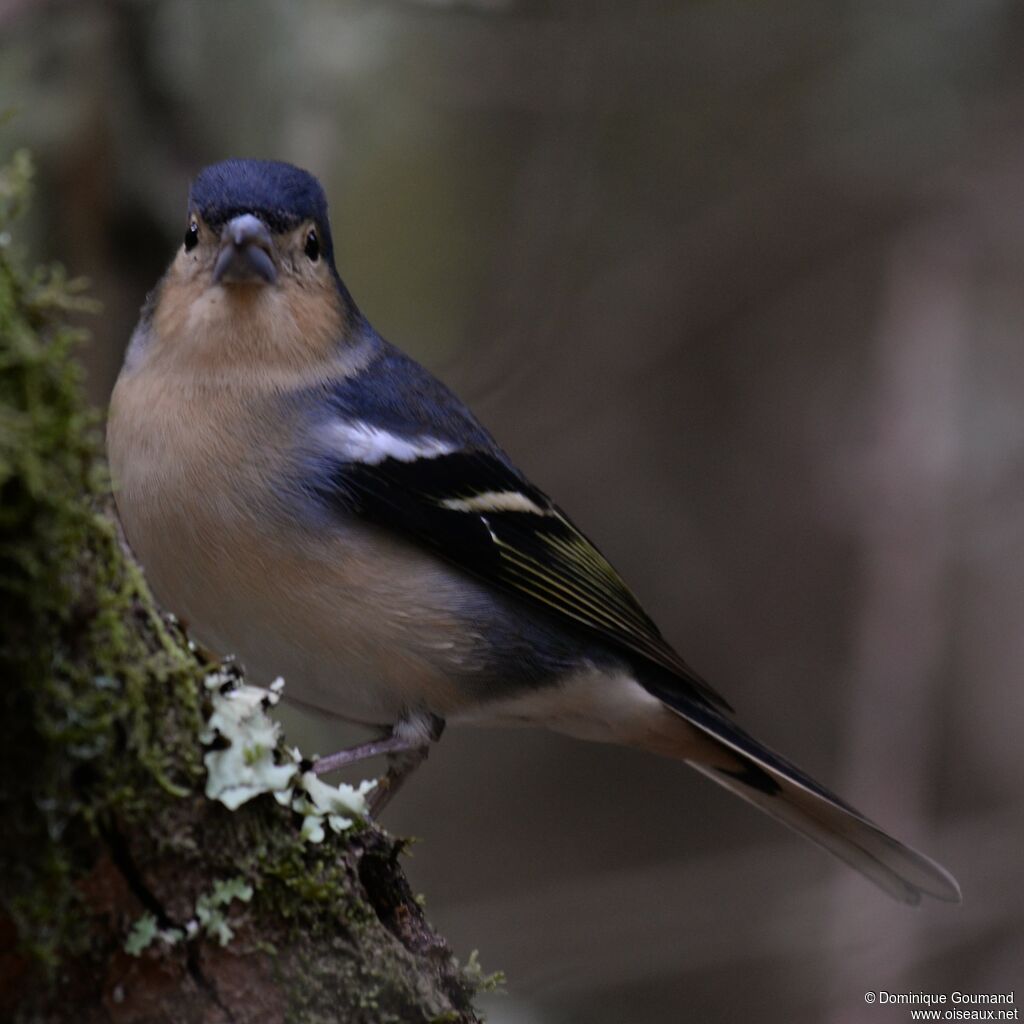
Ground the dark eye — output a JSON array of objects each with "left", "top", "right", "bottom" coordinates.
[
  {"left": 184, "top": 220, "right": 199, "bottom": 253},
  {"left": 304, "top": 228, "right": 320, "bottom": 262}
]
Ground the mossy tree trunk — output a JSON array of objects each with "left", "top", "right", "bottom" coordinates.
[{"left": 0, "top": 154, "right": 484, "bottom": 1024}]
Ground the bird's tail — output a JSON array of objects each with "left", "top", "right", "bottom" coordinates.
[{"left": 645, "top": 687, "right": 961, "bottom": 905}]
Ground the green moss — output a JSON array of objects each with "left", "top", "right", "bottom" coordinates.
[
  {"left": 0, "top": 149, "right": 483, "bottom": 1023},
  {"left": 0, "top": 148, "right": 205, "bottom": 967},
  {"left": 461, "top": 950, "right": 505, "bottom": 994}
]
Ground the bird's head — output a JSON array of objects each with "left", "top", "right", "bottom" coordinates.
[
  {"left": 182, "top": 158, "right": 336, "bottom": 289},
  {"left": 150, "top": 160, "right": 363, "bottom": 375}
]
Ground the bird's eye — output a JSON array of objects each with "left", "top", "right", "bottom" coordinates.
[
  {"left": 304, "top": 228, "right": 320, "bottom": 262},
  {"left": 184, "top": 220, "right": 199, "bottom": 253}
]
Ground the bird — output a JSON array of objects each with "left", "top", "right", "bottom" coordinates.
[{"left": 106, "top": 158, "right": 960, "bottom": 906}]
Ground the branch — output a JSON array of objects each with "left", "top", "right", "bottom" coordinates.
[{"left": 0, "top": 151, "right": 487, "bottom": 1024}]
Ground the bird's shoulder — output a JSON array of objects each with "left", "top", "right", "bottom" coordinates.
[{"left": 323, "top": 337, "right": 505, "bottom": 457}]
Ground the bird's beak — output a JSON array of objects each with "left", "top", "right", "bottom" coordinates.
[{"left": 213, "top": 214, "right": 278, "bottom": 285}]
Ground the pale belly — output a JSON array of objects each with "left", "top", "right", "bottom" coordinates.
[
  {"left": 123, "top": 492, "right": 493, "bottom": 724},
  {"left": 107, "top": 392, "right": 494, "bottom": 725}
]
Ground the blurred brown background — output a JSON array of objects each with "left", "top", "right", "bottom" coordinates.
[{"left": 3, "top": 1, "right": 1022, "bottom": 1020}]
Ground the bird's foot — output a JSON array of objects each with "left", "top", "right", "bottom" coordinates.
[{"left": 312, "top": 712, "right": 444, "bottom": 817}]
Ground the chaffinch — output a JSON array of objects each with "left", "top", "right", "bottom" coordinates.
[{"left": 107, "top": 158, "right": 960, "bottom": 905}]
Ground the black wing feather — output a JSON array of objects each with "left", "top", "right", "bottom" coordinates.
[{"left": 328, "top": 448, "right": 730, "bottom": 713}]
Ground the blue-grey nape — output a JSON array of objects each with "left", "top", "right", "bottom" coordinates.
[
  {"left": 320, "top": 338, "right": 503, "bottom": 453},
  {"left": 189, "top": 159, "right": 335, "bottom": 265}
]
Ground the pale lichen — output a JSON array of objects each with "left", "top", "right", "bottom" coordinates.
[
  {"left": 200, "top": 671, "right": 375, "bottom": 841},
  {"left": 124, "top": 912, "right": 185, "bottom": 957},
  {"left": 123, "top": 913, "right": 159, "bottom": 957},
  {"left": 200, "top": 672, "right": 296, "bottom": 810},
  {"left": 292, "top": 771, "right": 376, "bottom": 843},
  {"left": 194, "top": 875, "right": 254, "bottom": 947}
]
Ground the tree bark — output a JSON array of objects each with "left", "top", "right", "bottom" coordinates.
[{"left": 0, "top": 153, "right": 485, "bottom": 1024}]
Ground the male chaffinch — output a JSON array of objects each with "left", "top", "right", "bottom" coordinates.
[{"left": 107, "top": 158, "right": 960, "bottom": 905}]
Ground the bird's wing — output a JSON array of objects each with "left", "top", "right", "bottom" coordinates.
[{"left": 325, "top": 442, "right": 730, "bottom": 713}]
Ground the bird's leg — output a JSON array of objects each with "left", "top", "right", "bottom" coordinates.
[
  {"left": 368, "top": 744, "right": 430, "bottom": 816},
  {"left": 369, "top": 712, "right": 445, "bottom": 816},
  {"left": 312, "top": 712, "right": 445, "bottom": 818},
  {"left": 312, "top": 731, "right": 417, "bottom": 775}
]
